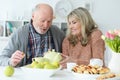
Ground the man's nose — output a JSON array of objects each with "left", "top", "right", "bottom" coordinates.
[{"left": 43, "top": 22, "right": 49, "bottom": 28}]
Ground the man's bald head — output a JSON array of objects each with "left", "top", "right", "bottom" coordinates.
[
  {"left": 32, "top": 3, "right": 53, "bottom": 14},
  {"left": 32, "top": 3, "right": 54, "bottom": 34}
]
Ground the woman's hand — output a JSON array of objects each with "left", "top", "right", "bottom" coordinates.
[
  {"left": 60, "top": 54, "right": 74, "bottom": 69},
  {"left": 60, "top": 54, "right": 68, "bottom": 69}
]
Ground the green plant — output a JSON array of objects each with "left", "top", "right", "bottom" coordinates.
[{"left": 101, "top": 29, "right": 120, "bottom": 53}]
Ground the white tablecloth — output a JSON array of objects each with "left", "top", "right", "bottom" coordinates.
[
  {"left": 0, "top": 66, "right": 120, "bottom": 80},
  {"left": 0, "top": 66, "right": 76, "bottom": 80}
]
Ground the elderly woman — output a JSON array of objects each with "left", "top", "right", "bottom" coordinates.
[{"left": 60, "top": 7, "right": 105, "bottom": 68}]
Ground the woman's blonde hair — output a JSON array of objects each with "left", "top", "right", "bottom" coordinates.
[{"left": 67, "top": 7, "right": 97, "bottom": 46}]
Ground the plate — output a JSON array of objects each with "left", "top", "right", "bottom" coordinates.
[
  {"left": 105, "top": 77, "right": 120, "bottom": 80},
  {"left": 72, "top": 72, "right": 100, "bottom": 80},
  {"left": 21, "top": 64, "right": 61, "bottom": 78},
  {"left": 72, "top": 72, "right": 120, "bottom": 80}
]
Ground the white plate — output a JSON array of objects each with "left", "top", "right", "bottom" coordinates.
[
  {"left": 72, "top": 72, "right": 100, "bottom": 80},
  {"left": 72, "top": 72, "right": 120, "bottom": 80},
  {"left": 21, "top": 65, "right": 61, "bottom": 78},
  {"left": 105, "top": 77, "right": 120, "bottom": 80}
]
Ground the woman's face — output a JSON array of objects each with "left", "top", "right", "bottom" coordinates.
[{"left": 68, "top": 17, "right": 81, "bottom": 35}]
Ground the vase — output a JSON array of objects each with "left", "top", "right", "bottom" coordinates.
[{"left": 108, "top": 50, "right": 120, "bottom": 74}]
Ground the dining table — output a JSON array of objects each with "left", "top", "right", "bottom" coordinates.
[{"left": 0, "top": 66, "right": 120, "bottom": 80}]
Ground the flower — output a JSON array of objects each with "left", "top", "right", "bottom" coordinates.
[{"left": 101, "top": 29, "right": 120, "bottom": 53}]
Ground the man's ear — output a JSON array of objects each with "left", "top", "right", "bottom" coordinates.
[{"left": 32, "top": 13, "right": 34, "bottom": 19}]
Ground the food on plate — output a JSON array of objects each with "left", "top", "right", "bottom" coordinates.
[
  {"left": 22, "top": 52, "right": 25, "bottom": 58},
  {"left": 96, "top": 73, "right": 116, "bottom": 80},
  {"left": 31, "top": 61, "right": 38, "bottom": 68},
  {"left": 44, "top": 64, "right": 57, "bottom": 69},
  {"left": 26, "top": 49, "right": 62, "bottom": 69},
  {"left": 44, "top": 49, "right": 62, "bottom": 62},
  {"left": 4, "top": 66, "right": 14, "bottom": 77},
  {"left": 32, "top": 61, "right": 44, "bottom": 69},
  {"left": 32, "top": 57, "right": 50, "bottom": 65},
  {"left": 30, "top": 58, "right": 59, "bottom": 69},
  {"left": 52, "top": 61, "right": 60, "bottom": 68},
  {"left": 72, "top": 65, "right": 110, "bottom": 74},
  {"left": 98, "top": 67, "right": 110, "bottom": 74}
]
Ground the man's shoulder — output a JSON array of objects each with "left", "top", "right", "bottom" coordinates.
[
  {"left": 50, "top": 25, "right": 62, "bottom": 33},
  {"left": 50, "top": 25, "right": 65, "bottom": 37},
  {"left": 50, "top": 25, "right": 59, "bottom": 29},
  {"left": 11, "top": 23, "right": 30, "bottom": 37},
  {"left": 16, "top": 23, "right": 30, "bottom": 32},
  {"left": 20, "top": 23, "right": 30, "bottom": 29}
]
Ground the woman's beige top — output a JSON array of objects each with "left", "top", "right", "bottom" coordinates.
[{"left": 62, "top": 29, "right": 105, "bottom": 65}]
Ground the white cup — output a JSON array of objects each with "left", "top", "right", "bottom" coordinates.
[
  {"left": 90, "top": 58, "right": 103, "bottom": 67},
  {"left": 67, "top": 62, "right": 76, "bottom": 72}
]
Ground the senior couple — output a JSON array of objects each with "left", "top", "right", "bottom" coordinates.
[{"left": 0, "top": 3, "right": 105, "bottom": 69}]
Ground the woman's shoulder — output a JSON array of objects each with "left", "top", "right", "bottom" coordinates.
[
  {"left": 91, "top": 29, "right": 103, "bottom": 36},
  {"left": 63, "top": 36, "right": 69, "bottom": 43},
  {"left": 92, "top": 28, "right": 102, "bottom": 34},
  {"left": 62, "top": 36, "right": 70, "bottom": 47},
  {"left": 91, "top": 29, "right": 103, "bottom": 40}
]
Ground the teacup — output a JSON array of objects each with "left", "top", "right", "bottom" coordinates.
[
  {"left": 90, "top": 58, "right": 103, "bottom": 67},
  {"left": 67, "top": 62, "right": 76, "bottom": 72}
]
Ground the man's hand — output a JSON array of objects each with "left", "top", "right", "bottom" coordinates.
[{"left": 10, "top": 50, "right": 25, "bottom": 67}]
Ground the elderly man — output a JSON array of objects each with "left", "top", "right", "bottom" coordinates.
[{"left": 0, "top": 3, "right": 65, "bottom": 67}]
